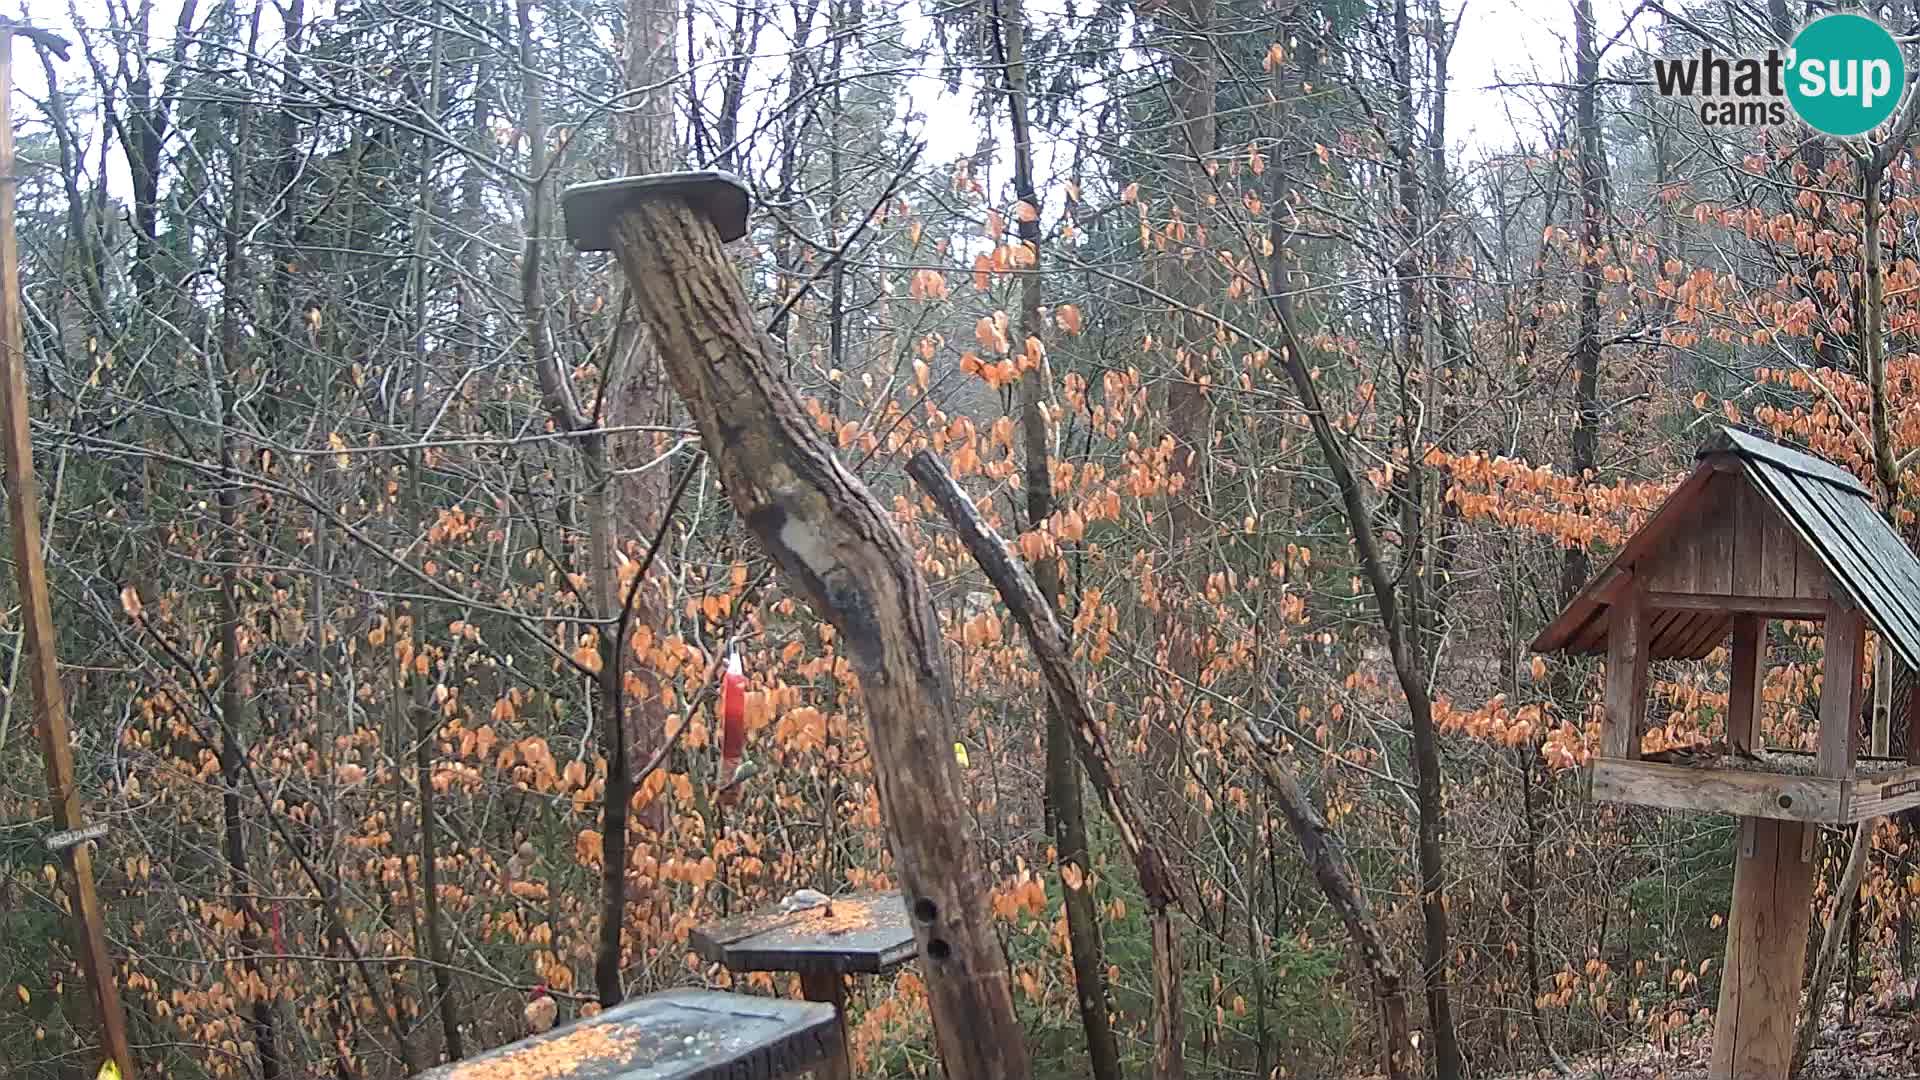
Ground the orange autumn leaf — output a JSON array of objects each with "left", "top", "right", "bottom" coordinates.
[{"left": 572, "top": 638, "right": 604, "bottom": 674}]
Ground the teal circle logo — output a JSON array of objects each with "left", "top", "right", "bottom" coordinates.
[{"left": 1787, "top": 14, "right": 1906, "bottom": 136}]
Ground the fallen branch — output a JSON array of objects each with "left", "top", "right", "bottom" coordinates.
[{"left": 906, "top": 450, "right": 1184, "bottom": 1080}]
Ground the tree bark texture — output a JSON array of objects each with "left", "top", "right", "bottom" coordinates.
[{"left": 603, "top": 198, "right": 1032, "bottom": 1080}]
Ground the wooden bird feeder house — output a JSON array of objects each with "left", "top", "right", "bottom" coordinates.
[{"left": 1535, "top": 426, "right": 1920, "bottom": 1078}]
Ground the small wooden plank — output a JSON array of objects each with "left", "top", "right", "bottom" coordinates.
[
  {"left": 1871, "top": 645, "right": 1892, "bottom": 759},
  {"left": 1696, "top": 477, "right": 1736, "bottom": 595},
  {"left": 1818, "top": 601, "right": 1866, "bottom": 778},
  {"left": 1797, "top": 541, "right": 1832, "bottom": 599},
  {"left": 1712, "top": 818, "right": 1818, "bottom": 1078},
  {"left": 689, "top": 893, "right": 916, "bottom": 976},
  {"left": 1602, "top": 584, "right": 1650, "bottom": 760},
  {"left": 1642, "top": 592, "right": 1826, "bottom": 618},
  {"left": 1727, "top": 615, "right": 1766, "bottom": 754},
  {"left": 1729, "top": 477, "right": 1766, "bottom": 597},
  {"left": 1749, "top": 483, "right": 1801, "bottom": 598},
  {"left": 1842, "top": 763, "right": 1920, "bottom": 821},
  {"left": 1589, "top": 758, "right": 1845, "bottom": 823},
  {"left": 1655, "top": 609, "right": 1703, "bottom": 660},
  {"left": 419, "top": 990, "right": 839, "bottom": 1080},
  {"left": 1567, "top": 606, "right": 1612, "bottom": 654}
]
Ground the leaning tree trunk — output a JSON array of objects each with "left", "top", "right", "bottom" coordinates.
[{"left": 592, "top": 193, "right": 1032, "bottom": 1080}]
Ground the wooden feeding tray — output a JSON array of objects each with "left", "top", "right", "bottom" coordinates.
[
  {"left": 418, "top": 990, "right": 838, "bottom": 1080},
  {"left": 688, "top": 892, "right": 916, "bottom": 1080},
  {"left": 1591, "top": 749, "right": 1920, "bottom": 825},
  {"left": 689, "top": 892, "right": 916, "bottom": 976}
]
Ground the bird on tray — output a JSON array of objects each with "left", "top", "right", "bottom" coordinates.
[
  {"left": 1640, "top": 740, "right": 1765, "bottom": 767},
  {"left": 523, "top": 983, "right": 558, "bottom": 1036}
]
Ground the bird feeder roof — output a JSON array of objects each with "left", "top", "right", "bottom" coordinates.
[{"left": 1533, "top": 426, "right": 1920, "bottom": 671}]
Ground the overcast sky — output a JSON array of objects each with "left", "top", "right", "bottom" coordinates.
[{"left": 9, "top": 0, "right": 1637, "bottom": 206}]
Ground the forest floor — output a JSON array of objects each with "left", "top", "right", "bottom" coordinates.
[{"left": 1499, "top": 995, "right": 1919, "bottom": 1079}]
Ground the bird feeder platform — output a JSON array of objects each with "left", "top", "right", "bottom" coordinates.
[
  {"left": 689, "top": 893, "right": 915, "bottom": 1080},
  {"left": 417, "top": 990, "right": 838, "bottom": 1080},
  {"left": 1536, "top": 426, "right": 1920, "bottom": 1079}
]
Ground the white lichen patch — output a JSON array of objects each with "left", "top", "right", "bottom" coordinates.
[{"left": 775, "top": 501, "right": 838, "bottom": 578}]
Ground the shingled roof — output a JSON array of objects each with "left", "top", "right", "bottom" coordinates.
[{"left": 1532, "top": 426, "right": 1920, "bottom": 672}]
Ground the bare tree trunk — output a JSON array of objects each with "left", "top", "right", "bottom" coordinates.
[
  {"left": 215, "top": 16, "right": 279, "bottom": 1073},
  {"left": 408, "top": 16, "right": 463, "bottom": 1060},
  {"left": 1388, "top": 3, "right": 1461, "bottom": 1075},
  {"left": 601, "top": 0, "right": 680, "bottom": 894},
  {"left": 1245, "top": 738, "right": 1416, "bottom": 1080},
  {"left": 1794, "top": 829, "right": 1871, "bottom": 1076},
  {"left": 992, "top": 2, "right": 1121, "bottom": 1076},
  {"left": 1152, "top": 1, "right": 1217, "bottom": 1069},
  {"left": 1561, "top": 0, "right": 1604, "bottom": 606},
  {"left": 1797, "top": 112, "right": 1920, "bottom": 1070},
  {"left": 515, "top": 0, "right": 632, "bottom": 1008}
]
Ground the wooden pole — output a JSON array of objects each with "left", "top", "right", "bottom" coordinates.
[
  {"left": 0, "top": 25, "right": 137, "bottom": 1078},
  {"left": 1711, "top": 817, "right": 1816, "bottom": 1079}
]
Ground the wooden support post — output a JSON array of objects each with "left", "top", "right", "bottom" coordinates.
[
  {"left": 1819, "top": 603, "right": 1866, "bottom": 778},
  {"left": 0, "top": 25, "right": 136, "bottom": 1080},
  {"left": 561, "top": 173, "right": 1032, "bottom": 1080},
  {"left": 1602, "top": 581, "right": 1649, "bottom": 760},
  {"left": 798, "top": 971, "right": 851, "bottom": 1080},
  {"left": 1712, "top": 817, "right": 1817, "bottom": 1079},
  {"left": 1871, "top": 642, "right": 1891, "bottom": 759},
  {"left": 1728, "top": 615, "right": 1766, "bottom": 755},
  {"left": 1908, "top": 685, "right": 1920, "bottom": 766}
]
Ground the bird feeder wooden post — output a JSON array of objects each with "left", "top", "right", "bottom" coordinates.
[
  {"left": 690, "top": 892, "right": 919, "bottom": 1080},
  {"left": 1536, "top": 428, "right": 1920, "bottom": 1080},
  {"left": 560, "top": 173, "right": 1032, "bottom": 1080}
]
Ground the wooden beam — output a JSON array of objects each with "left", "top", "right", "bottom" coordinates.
[
  {"left": 1711, "top": 818, "right": 1817, "bottom": 1079},
  {"left": 1642, "top": 592, "right": 1828, "bottom": 618},
  {"left": 1819, "top": 602, "right": 1866, "bottom": 778},
  {"left": 1589, "top": 758, "right": 1844, "bottom": 824},
  {"left": 0, "top": 27, "right": 135, "bottom": 1079},
  {"left": 1727, "top": 616, "right": 1766, "bottom": 754},
  {"left": 1602, "top": 581, "right": 1649, "bottom": 760}
]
